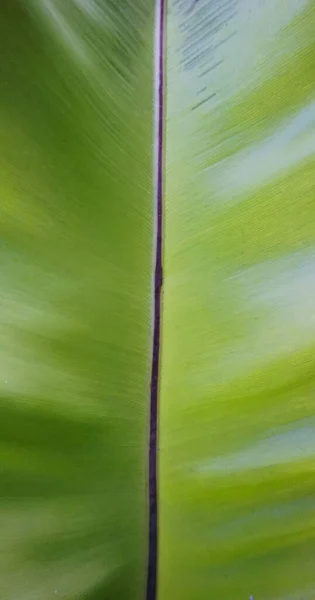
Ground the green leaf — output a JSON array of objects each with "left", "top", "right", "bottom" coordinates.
[
  {"left": 0, "top": 1, "right": 154, "bottom": 599},
  {"left": 2, "top": 1, "right": 315, "bottom": 599},
  {"left": 159, "top": 1, "right": 315, "bottom": 599}
]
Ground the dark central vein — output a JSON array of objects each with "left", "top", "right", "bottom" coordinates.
[{"left": 146, "top": 1, "right": 165, "bottom": 599}]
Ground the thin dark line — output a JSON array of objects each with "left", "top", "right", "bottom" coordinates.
[
  {"left": 146, "top": 0, "right": 165, "bottom": 599},
  {"left": 192, "top": 92, "right": 216, "bottom": 111}
]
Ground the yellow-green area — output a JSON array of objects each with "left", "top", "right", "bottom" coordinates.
[
  {"left": 0, "top": 2, "right": 154, "bottom": 599},
  {"left": 159, "top": 1, "right": 315, "bottom": 599}
]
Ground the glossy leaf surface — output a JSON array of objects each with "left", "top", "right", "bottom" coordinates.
[
  {"left": 160, "top": 1, "right": 315, "bottom": 599},
  {"left": 2, "top": 1, "right": 315, "bottom": 599},
  {"left": 0, "top": 1, "right": 154, "bottom": 599}
]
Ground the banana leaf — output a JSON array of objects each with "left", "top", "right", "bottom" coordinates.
[
  {"left": 160, "top": 1, "right": 315, "bottom": 599},
  {"left": 1, "top": 1, "right": 315, "bottom": 600},
  {"left": 0, "top": 1, "right": 154, "bottom": 598}
]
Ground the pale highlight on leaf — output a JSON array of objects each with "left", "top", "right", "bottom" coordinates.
[{"left": 159, "top": 1, "right": 315, "bottom": 599}]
